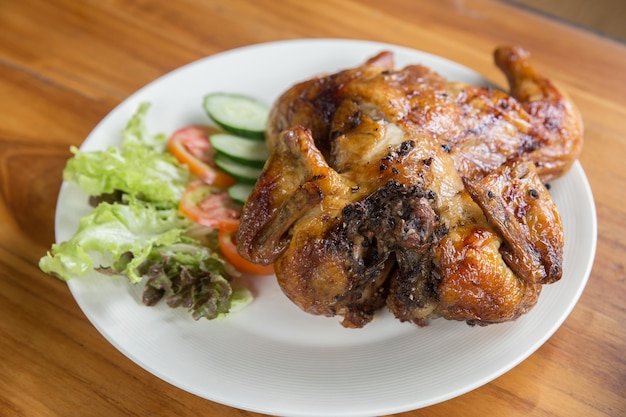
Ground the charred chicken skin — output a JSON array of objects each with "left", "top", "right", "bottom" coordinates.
[{"left": 237, "top": 46, "right": 582, "bottom": 328}]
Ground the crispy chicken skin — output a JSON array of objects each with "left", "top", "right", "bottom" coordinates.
[{"left": 238, "top": 46, "right": 581, "bottom": 327}]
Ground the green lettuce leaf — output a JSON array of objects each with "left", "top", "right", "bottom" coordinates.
[
  {"left": 39, "top": 199, "right": 192, "bottom": 283},
  {"left": 63, "top": 103, "right": 189, "bottom": 206}
]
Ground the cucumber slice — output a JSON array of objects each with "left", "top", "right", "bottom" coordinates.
[
  {"left": 228, "top": 183, "right": 255, "bottom": 205},
  {"left": 203, "top": 93, "right": 269, "bottom": 140},
  {"left": 214, "top": 154, "right": 262, "bottom": 185},
  {"left": 210, "top": 133, "right": 268, "bottom": 168}
]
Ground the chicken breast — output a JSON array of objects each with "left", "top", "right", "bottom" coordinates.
[{"left": 238, "top": 46, "right": 581, "bottom": 328}]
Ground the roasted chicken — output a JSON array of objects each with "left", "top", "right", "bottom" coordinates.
[{"left": 237, "top": 46, "right": 582, "bottom": 328}]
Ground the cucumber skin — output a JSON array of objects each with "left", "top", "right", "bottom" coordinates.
[
  {"left": 228, "top": 183, "right": 254, "bottom": 205},
  {"left": 214, "top": 150, "right": 266, "bottom": 169},
  {"left": 209, "top": 133, "right": 268, "bottom": 169},
  {"left": 212, "top": 120, "right": 266, "bottom": 141},
  {"left": 214, "top": 154, "right": 262, "bottom": 185},
  {"left": 203, "top": 93, "right": 268, "bottom": 141}
]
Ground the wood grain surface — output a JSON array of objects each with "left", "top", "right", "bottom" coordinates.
[{"left": 1, "top": 1, "right": 625, "bottom": 416}]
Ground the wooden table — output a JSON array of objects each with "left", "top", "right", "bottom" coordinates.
[{"left": 2, "top": 1, "right": 625, "bottom": 416}]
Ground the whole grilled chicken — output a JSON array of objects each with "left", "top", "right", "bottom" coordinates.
[{"left": 237, "top": 46, "right": 583, "bottom": 328}]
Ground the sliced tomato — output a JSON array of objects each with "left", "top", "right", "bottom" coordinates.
[
  {"left": 180, "top": 180, "right": 241, "bottom": 231},
  {"left": 167, "top": 125, "right": 236, "bottom": 187},
  {"left": 218, "top": 229, "right": 275, "bottom": 275}
]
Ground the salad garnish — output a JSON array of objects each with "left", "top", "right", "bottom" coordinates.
[{"left": 40, "top": 94, "right": 273, "bottom": 319}]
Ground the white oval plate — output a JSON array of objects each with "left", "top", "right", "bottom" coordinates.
[{"left": 55, "top": 39, "right": 597, "bottom": 417}]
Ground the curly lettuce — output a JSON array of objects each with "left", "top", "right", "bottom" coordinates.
[
  {"left": 39, "top": 103, "right": 252, "bottom": 319},
  {"left": 63, "top": 103, "right": 189, "bottom": 206},
  {"left": 40, "top": 199, "right": 192, "bottom": 282}
]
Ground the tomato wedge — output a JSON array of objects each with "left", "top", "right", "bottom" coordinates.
[
  {"left": 167, "top": 125, "right": 236, "bottom": 187},
  {"left": 218, "top": 229, "right": 274, "bottom": 275},
  {"left": 180, "top": 181, "right": 241, "bottom": 231}
]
